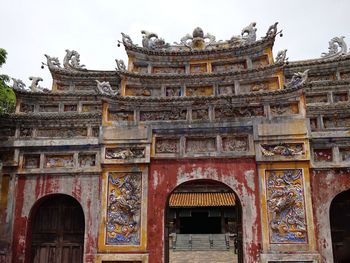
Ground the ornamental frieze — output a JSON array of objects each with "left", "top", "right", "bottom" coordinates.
[
  {"left": 106, "top": 172, "right": 142, "bottom": 245},
  {"left": 265, "top": 169, "right": 307, "bottom": 243}
]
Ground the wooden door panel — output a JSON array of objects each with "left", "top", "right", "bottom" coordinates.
[{"left": 30, "top": 195, "right": 84, "bottom": 263}]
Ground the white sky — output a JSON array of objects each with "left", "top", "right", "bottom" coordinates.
[{"left": 1, "top": 0, "right": 350, "bottom": 88}]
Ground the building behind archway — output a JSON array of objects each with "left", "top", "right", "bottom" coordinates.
[{"left": 1, "top": 23, "right": 350, "bottom": 263}]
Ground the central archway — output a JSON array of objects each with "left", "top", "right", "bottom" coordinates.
[
  {"left": 27, "top": 194, "right": 85, "bottom": 263},
  {"left": 165, "top": 180, "right": 243, "bottom": 263}
]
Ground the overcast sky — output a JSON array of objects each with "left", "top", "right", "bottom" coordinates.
[{"left": 1, "top": 0, "right": 350, "bottom": 88}]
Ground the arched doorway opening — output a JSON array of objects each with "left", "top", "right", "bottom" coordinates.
[
  {"left": 27, "top": 194, "right": 85, "bottom": 263},
  {"left": 165, "top": 180, "right": 243, "bottom": 263},
  {"left": 330, "top": 189, "right": 350, "bottom": 263}
]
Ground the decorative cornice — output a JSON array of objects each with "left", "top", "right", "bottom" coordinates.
[
  {"left": 0, "top": 112, "right": 101, "bottom": 121},
  {"left": 100, "top": 83, "right": 304, "bottom": 103},
  {"left": 287, "top": 53, "right": 350, "bottom": 68},
  {"left": 124, "top": 37, "right": 275, "bottom": 57},
  {"left": 117, "top": 62, "right": 284, "bottom": 80}
]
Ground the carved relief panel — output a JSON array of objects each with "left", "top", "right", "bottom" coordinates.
[
  {"left": 155, "top": 138, "right": 179, "bottom": 154},
  {"left": 186, "top": 86, "right": 213, "bottom": 96},
  {"left": 78, "top": 153, "right": 96, "bottom": 167},
  {"left": 190, "top": 63, "right": 207, "bottom": 74},
  {"left": 106, "top": 172, "right": 142, "bottom": 245},
  {"left": 270, "top": 103, "right": 299, "bottom": 116},
  {"left": 212, "top": 62, "right": 245, "bottom": 73},
  {"left": 261, "top": 143, "right": 304, "bottom": 157},
  {"left": 215, "top": 106, "right": 265, "bottom": 120},
  {"left": 305, "top": 94, "right": 328, "bottom": 104},
  {"left": 20, "top": 103, "right": 34, "bottom": 113},
  {"left": 140, "top": 108, "right": 186, "bottom": 121},
  {"left": 265, "top": 169, "right": 307, "bottom": 244},
  {"left": 108, "top": 110, "right": 134, "bottom": 122},
  {"left": 333, "top": 92, "right": 348, "bottom": 102},
  {"left": 36, "top": 128, "right": 87, "bottom": 138},
  {"left": 165, "top": 87, "right": 181, "bottom": 97},
  {"left": 222, "top": 136, "right": 248, "bottom": 152},
  {"left": 185, "top": 137, "right": 216, "bottom": 153},
  {"left": 38, "top": 104, "right": 59, "bottom": 112},
  {"left": 23, "top": 154, "right": 40, "bottom": 169},
  {"left": 153, "top": 67, "right": 185, "bottom": 74},
  {"left": 218, "top": 85, "right": 235, "bottom": 95},
  {"left": 45, "top": 154, "right": 74, "bottom": 168},
  {"left": 192, "top": 108, "right": 209, "bottom": 121},
  {"left": 106, "top": 147, "right": 145, "bottom": 160},
  {"left": 323, "top": 116, "right": 350, "bottom": 129}
]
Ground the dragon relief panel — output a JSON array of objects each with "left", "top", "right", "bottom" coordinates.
[
  {"left": 265, "top": 169, "right": 307, "bottom": 244},
  {"left": 260, "top": 143, "right": 304, "bottom": 157},
  {"left": 106, "top": 147, "right": 145, "bottom": 160},
  {"left": 106, "top": 172, "right": 142, "bottom": 245}
]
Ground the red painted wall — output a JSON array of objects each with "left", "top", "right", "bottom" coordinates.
[
  {"left": 148, "top": 158, "right": 261, "bottom": 263},
  {"left": 311, "top": 169, "right": 350, "bottom": 263},
  {"left": 11, "top": 174, "right": 100, "bottom": 263}
]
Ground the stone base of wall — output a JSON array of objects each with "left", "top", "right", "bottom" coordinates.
[{"left": 169, "top": 250, "right": 238, "bottom": 263}]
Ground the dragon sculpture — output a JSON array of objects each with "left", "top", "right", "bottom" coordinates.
[
  {"left": 63, "top": 49, "right": 86, "bottom": 70},
  {"left": 321, "top": 36, "right": 348, "bottom": 58},
  {"left": 141, "top": 30, "right": 170, "bottom": 49}
]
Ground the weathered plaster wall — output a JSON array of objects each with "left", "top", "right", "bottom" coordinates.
[
  {"left": 12, "top": 174, "right": 101, "bottom": 263},
  {"left": 148, "top": 158, "right": 261, "bottom": 263},
  {"left": 311, "top": 169, "right": 350, "bottom": 263}
]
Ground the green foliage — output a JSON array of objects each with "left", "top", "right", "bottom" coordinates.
[
  {"left": 0, "top": 48, "right": 16, "bottom": 114},
  {"left": 0, "top": 84, "right": 16, "bottom": 114}
]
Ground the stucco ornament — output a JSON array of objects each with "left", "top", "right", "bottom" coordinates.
[
  {"left": 63, "top": 49, "right": 86, "bottom": 70},
  {"left": 11, "top": 78, "right": 26, "bottom": 90},
  {"left": 286, "top": 69, "right": 309, "bottom": 88},
  {"left": 230, "top": 22, "right": 257, "bottom": 45},
  {"left": 44, "top": 54, "right": 61, "bottom": 68},
  {"left": 275, "top": 49, "right": 288, "bottom": 64},
  {"left": 176, "top": 27, "right": 216, "bottom": 50},
  {"left": 321, "top": 36, "right": 348, "bottom": 58},
  {"left": 29, "top": 76, "right": 46, "bottom": 92},
  {"left": 115, "top": 59, "right": 126, "bottom": 71},
  {"left": 141, "top": 30, "right": 170, "bottom": 49},
  {"left": 95, "top": 80, "right": 119, "bottom": 96}
]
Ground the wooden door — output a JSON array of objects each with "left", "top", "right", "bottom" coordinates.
[{"left": 30, "top": 195, "right": 84, "bottom": 263}]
